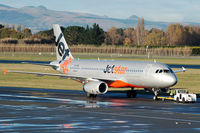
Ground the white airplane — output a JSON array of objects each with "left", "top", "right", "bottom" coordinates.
[{"left": 4, "top": 24, "right": 186, "bottom": 100}]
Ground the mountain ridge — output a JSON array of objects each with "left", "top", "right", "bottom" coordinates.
[{"left": 0, "top": 4, "right": 198, "bottom": 33}]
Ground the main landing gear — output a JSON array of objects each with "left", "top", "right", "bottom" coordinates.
[
  {"left": 83, "top": 87, "right": 97, "bottom": 98},
  {"left": 127, "top": 88, "right": 137, "bottom": 98},
  {"left": 86, "top": 93, "right": 97, "bottom": 98}
]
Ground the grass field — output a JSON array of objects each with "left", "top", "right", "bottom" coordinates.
[
  {"left": 0, "top": 52, "right": 200, "bottom": 65},
  {"left": 0, "top": 52, "right": 200, "bottom": 94},
  {"left": 0, "top": 64, "right": 82, "bottom": 90}
]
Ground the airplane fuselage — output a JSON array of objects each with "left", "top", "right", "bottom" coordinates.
[{"left": 55, "top": 59, "right": 177, "bottom": 89}]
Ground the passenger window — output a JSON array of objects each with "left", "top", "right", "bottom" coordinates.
[{"left": 159, "top": 70, "right": 163, "bottom": 73}]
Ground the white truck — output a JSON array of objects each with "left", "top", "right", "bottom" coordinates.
[
  {"left": 158, "top": 89, "right": 197, "bottom": 103},
  {"left": 174, "top": 89, "right": 197, "bottom": 103}
]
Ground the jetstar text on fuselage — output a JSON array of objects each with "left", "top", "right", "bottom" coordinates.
[{"left": 103, "top": 65, "right": 128, "bottom": 74}]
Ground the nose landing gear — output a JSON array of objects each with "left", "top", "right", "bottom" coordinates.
[
  {"left": 127, "top": 88, "right": 137, "bottom": 98},
  {"left": 152, "top": 88, "right": 159, "bottom": 100}
]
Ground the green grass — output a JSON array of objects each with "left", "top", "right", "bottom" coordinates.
[
  {"left": 0, "top": 52, "right": 200, "bottom": 65},
  {"left": 0, "top": 64, "right": 82, "bottom": 90},
  {"left": 0, "top": 52, "right": 56, "bottom": 61},
  {"left": 175, "top": 69, "right": 200, "bottom": 93}
]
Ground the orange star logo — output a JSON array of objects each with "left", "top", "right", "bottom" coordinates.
[{"left": 60, "top": 56, "right": 72, "bottom": 74}]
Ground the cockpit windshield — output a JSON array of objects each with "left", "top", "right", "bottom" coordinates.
[
  {"left": 155, "top": 69, "right": 170, "bottom": 73},
  {"left": 163, "top": 70, "right": 170, "bottom": 73}
]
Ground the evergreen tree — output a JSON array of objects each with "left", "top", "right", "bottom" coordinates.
[
  {"left": 64, "top": 26, "right": 85, "bottom": 45},
  {"left": 89, "top": 23, "right": 104, "bottom": 45},
  {"left": 0, "top": 24, "right": 4, "bottom": 29},
  {"left": 83, "top": 25, "right": 91, "bottom": 44}
]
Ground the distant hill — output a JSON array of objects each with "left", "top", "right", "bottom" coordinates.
[{"left": 0, "top": 4, "right": 199, "bottom": 33}]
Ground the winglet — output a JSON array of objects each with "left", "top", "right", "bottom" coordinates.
[
  {"left": 182, "top": 67, "right": 186, "bottom": 72},
  {"left": 174, "top": 67, "right": 187, "bottom": 73},
  {"left": 3, "top": 68, "right": 7, "bottom": 75}
]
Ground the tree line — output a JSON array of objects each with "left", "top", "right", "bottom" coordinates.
[
  {"left": 1, "top": 18, "right": 200, "bottom": 46},
  {"left": 105, "top": 18, "right": 200, "bottom": 47}
]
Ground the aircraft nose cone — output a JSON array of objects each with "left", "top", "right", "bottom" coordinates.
[
  {"left": 158, "top": 74, "right": 177, "bottom": 88},
  {"left": 166, "top": 75, "right": 177, "bottom": 86}
]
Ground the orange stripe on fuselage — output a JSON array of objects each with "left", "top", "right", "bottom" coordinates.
[{"left": 108, "top": 80, "right": 145, "bottom": 88}]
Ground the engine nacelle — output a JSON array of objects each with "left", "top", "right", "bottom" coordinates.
[
  {"left": 83, "top": 81, "right": 108, "bottom": 95},
  {"left": 161, "top": 88, "right": 169, "bottom": 93}
]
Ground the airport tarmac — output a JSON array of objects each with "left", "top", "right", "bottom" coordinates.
[{"left": 0, "top": 87, "right": 199, "bottom": 133}]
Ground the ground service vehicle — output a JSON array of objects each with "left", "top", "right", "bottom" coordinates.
[
  {"left": 174, "top": 89, "right": 197, "bottom": 103},
  {"left": 158, "top": 89, "right": 197, "bottom": 103}
]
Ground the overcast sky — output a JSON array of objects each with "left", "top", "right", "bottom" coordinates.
[{"left": 0, "top": 0, "right": 200, "bottom": 22}]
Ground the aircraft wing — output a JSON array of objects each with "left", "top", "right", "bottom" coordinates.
[
  {"left": 3, "top": 69, "right": 115, "bottom": 83},
  {"left": 21, "top": 62, "right": 59, "bottom": 71},
  {"left": 22, "top": 62, "right": 57, "bottom": 67},
  {"left": 173, "top": 67, "right": 187, "bottom": 73}
]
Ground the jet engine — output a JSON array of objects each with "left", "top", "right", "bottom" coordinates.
[
  {"left": 83, "top": 81, "right": 108, "bottom": 95},
  {"left": 161, "top": 88, "right": 169, "bottom": 93}
]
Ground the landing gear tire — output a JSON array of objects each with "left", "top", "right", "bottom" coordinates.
[
  {"left": 153, "top": 96, "right": 158, "bottom": 100},
  {"left": 176, "top": 97, "right": 179, "bottom": 103},
  {"left": 127, "top": 90, "right": 137, "bottom": 98},
  {"left": 132, "top": 90, "right": 137, "bottom": 98},
  {"left": 182, "top": 97, "right": 185, "bottom": 103},
  {"left": 86, "top": 93, "right": 97, "bottom": 98},
  {"left": 127, "top": 90, "right": 132, "bottom": 98}
]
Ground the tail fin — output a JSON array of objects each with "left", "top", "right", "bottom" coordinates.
[{"left": 53, "top": 24, "right": 73, "bottom": 61}]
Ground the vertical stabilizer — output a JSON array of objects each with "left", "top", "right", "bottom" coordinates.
[{"left": 53, "top": 24, "right": 73, "bottom": 61}]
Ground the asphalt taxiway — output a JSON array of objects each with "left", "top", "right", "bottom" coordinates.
[{"left": 0, "top": 87, "right": 199, "bottom": 133}]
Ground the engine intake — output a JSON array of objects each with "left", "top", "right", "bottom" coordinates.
[{"left": 83, "top": 81, "right": 108, "bottom": 95}]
